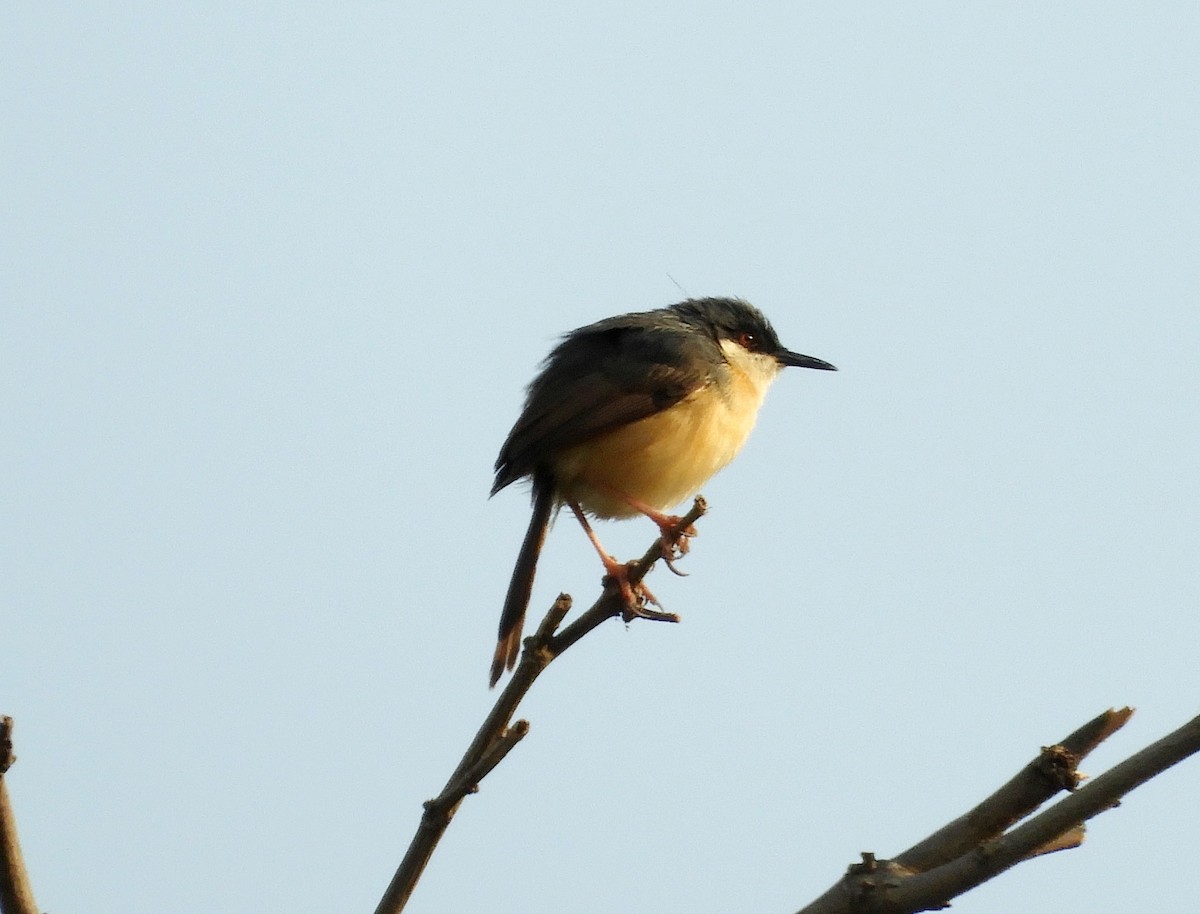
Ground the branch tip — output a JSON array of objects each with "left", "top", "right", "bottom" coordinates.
[
  {"left": 532, "top": 595, "right": 572, "bottom": 644},
  {"left": 1060, "top": 707, "right": 1135, "bottom": 758}
]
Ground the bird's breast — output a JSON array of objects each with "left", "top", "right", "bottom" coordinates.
[{"left": 554, "top": 351, "right": 780, "bottom": 518}]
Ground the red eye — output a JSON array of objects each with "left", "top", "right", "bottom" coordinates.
[{"left": 737, "top": 331, "right": 757, "bottom": 350}]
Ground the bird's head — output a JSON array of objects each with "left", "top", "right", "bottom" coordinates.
[{"left": 671, "top": 297, "right": 837, "bottom": 375}]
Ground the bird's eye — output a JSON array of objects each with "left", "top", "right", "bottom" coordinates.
[{"left": 736, "top": 331, "right": 758, "bottom": 350}]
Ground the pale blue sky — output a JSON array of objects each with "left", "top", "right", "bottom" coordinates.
[{"left": 4, "top": 3, "right": 1199, "bottom": 913}]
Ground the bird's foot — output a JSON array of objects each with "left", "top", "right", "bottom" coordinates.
[
  {"left": 654, "top": 514, "right": 697, "bottom": 576},
  {"left": 595, "top": 490, "right": 699, "bottom": 576},
  {"left": 599, "top": 558, "right": 680, "bottom": 624}
]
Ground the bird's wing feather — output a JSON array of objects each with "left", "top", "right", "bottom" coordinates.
[{"left": 492, "top": 318, "right": 718, "bottom": 493}]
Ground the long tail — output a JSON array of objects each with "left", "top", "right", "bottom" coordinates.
[{"left": 490, "top": 477, "right": 555, "bottom": 687}]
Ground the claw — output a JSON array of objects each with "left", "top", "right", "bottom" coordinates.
[
  {"left": 601, "top": 559, "right": 658, "bottom": 615},
  {"left": 597, "top": 559, "right": 681, "bottom": 623},
  {"left": 656, "top": 516, "right": 697, "bottom": 569},
  {"left": 663, "top": 552, "right": 689, "bottom": 577},
  {"left": 566, "top": 498, "right": 687, "bottom": 624}
]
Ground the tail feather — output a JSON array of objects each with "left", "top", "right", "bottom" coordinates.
[{"left": 490, "top": 477, "right": 554, "bottom": 687}]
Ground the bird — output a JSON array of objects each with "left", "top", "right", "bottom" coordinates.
[{"left": 489, "top": 297, "right": 835, "bottom": 686}]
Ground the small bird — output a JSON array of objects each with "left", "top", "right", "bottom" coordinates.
[{"left": 489, "top": 297, "right": 835, "bottom": 685}]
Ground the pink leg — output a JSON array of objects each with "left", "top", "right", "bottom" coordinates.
[
  {"left": 600, "top": 490, "right": 698, "bottom": 575},
  {"left": 567, "top": 500, "right": 666, "bottom": 616}
]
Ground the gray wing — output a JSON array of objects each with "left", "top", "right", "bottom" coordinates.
[{"left": 492, "top": 313, "right": 719, "bottom": 495}]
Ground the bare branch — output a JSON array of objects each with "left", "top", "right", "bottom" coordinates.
[
  {"left": 373, "top": 499, "right": 708, "bottom": 914},
  {"left": 0, "top": 717, "right": 39, "bottom": 914},
  {"left": 895, "top": 707, "right": 1132, "bottom": 872},
  {"left": 795, "top": 709, "right": 1200, "bottom": 914},
  {"left": 372, "top": 498, "right": 1196, "bottom": 914}
]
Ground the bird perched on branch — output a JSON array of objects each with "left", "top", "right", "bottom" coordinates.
[{"left": 489, "top": 297, "right": 835, "bottom": 686}]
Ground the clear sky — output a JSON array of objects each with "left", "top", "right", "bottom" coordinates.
[{"left": 4, "top": 3, "right": 1198, "bottom": 913}]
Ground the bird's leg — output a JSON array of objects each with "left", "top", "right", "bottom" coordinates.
[
  {"left": 607, "top": 492, "right": 697, "bottom": 576},
  {"left": 567, "top": 501, "right": 674, "bottom": 622}
]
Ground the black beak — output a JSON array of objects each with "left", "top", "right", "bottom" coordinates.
[{"left": 778, "top": 349, "right": 837, "bottom": 371}]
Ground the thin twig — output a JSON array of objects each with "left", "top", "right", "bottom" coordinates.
[{"left": 373, "top": 498, "right": 708, "bottom": 914}]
